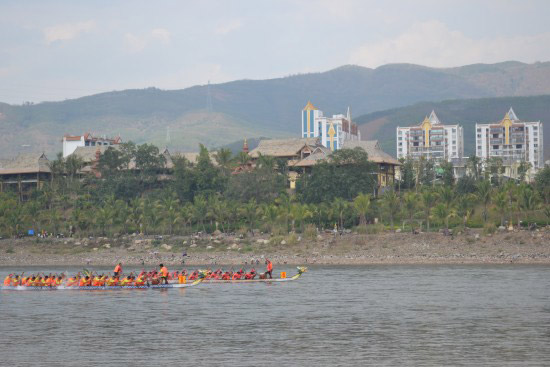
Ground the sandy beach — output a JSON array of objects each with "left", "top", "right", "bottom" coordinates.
[{"left": 1, "top": 229, "right": 549, "bottom": 267}]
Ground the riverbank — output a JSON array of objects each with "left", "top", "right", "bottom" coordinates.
[{"left": 0, "top": 229, "right": 549, "bottom": 267}]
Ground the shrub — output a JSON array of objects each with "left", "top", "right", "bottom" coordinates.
[
  {"left": 270, "top": 225, "right": 287, "bottom": 236},
  {"left": 366, "top": 223, "right": 385, "bottom": 234},
  {"left": 303, "top": 224, "right": 317, "bottom": 240},
  {"left": 355, "top": 225, "right": 368, "bottom": 234},
  {"left": 483, "top": 223, "right": 496, "bottom": 235},
  {"left": 6, "top": 247, "right": 14, "bottom": 254},
  {"left": 285, "top": 232, "right": 298, "bottom": 246}
]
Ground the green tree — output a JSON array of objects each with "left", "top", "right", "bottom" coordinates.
[
  {"left": 353, "top": 193, "right": 372, "bottom": 227},
  {"left": 421, "top": 189, "right": 438, "bottom": 232},
  {"left": 380, "top": 190, "right": 400, "bottom": 229},
  {"left": 476, "top": 180, "right": 492, "bottom": 221},
  {"left": 402, "top": 192, "right": 418, "bottom": 232},
  {"left": 297, "top": 148, "right": 377, "bottom": 203}
]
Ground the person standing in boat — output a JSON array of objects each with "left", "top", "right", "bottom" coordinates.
[
  {"left": 114, "top": 263, "right": 122, "bottom": 277},
  {"left": 159, "top": 264, "right": 169, "bottom": 284},
  {"left": 265, "top": 259, "right": 273, "bottom": 279}
]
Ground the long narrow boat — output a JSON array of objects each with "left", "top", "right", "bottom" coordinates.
[
  {"left": 201, "top": 266, "right": 307, "bottom": 283},
  {"left": 1, "top": 278, "right": 203, "bottom": 291}
]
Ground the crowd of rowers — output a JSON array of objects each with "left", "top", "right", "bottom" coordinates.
[{"left": 3, "top": 259, "right": 275, "bottom": 287}]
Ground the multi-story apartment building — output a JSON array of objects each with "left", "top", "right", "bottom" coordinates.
[
  {"left": 396, "top": 111, "right": 464, "bottom": 162},
  {"left": 476, "top": 108, "right": 543, "bottom": 176},
  {"left": 302, "top": 101, "right": 360, "bottom": 151}
]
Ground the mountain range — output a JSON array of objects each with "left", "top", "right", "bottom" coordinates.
[{"left": 0, "top": 61, "right": 549, "bottom": 158}]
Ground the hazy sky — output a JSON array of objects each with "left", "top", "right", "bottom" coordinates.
[{"left": 1, "top": 0, "right": 549, "bottom": 104}]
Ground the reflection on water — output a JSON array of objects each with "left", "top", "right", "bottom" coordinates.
[{"left": 1, "top": 265, "right": 549, "bottom": 365}]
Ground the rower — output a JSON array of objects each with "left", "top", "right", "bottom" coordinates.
[
  {"left": 11, "top": 275, "right": 21, "bottom": 286},
  {"left": 222, "top": 271, "right": 231, "bottom": 280},
  {"left": 79, "top": 276, "right": 91, "bottom": 287},
  {"left": 265, "top": 259, "right": 273, "bottom": 279},
  {"left": 114, "top": 263, "right": 122, "bottom": 277},
  {"left": 135, "top": 274, "right": 146, "bottom": 286},
  {"left": 3, "top": 274, "right": 12, "bottom": 286},
  {"left": 245, "top": 268, "right": 256, "bottom": 280},
  {"left": 120, "top": 275, "right": 133, "bottom": 286},
  {"left": 159, "top": 264, "right": 169, "bottom": 284}
]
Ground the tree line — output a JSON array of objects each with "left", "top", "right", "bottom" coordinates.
[{"left": 0, "top": 142, "right": 549, "bottom": 238}]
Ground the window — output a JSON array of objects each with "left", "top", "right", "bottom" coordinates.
[
  {"left": 452, "top": 128, "right": 456, "bottom": 133},
  {"left": 493, "top": 145, "right": 499, "bottom": 150},
  {"left": 533, "top": 126, "right": 538, "bottom": 130},
  {"left": 398, "top": 142, "right": 402, "bottom": 146},
  {"left": 413, "top": 142, "right": 419, "bottom": 147},
  {"left": 477, "top": 134, "right": 481, "bottom": 138},
  {"left": 477, "top": 146, "right": 481, "bottom": 150},
  {"left": 534, "top": 144, "right": 538, "bottom": 147},
  {"left": 452, "top": 140, "right": 456, "bottom": 144},
  {"left": 477, "top": 128, "right": 481, "bottom": 132},
  {"left": 398, "top": 148, "right": 402, "bottom": 152},
  {"left": 493, "top": 134, "right": 499, "bottom": 138},
  {"left": 398, "top": 137, "right": 402, "bottom": 141},
  {"left": 516, "top": 144, "right": 522, "bottom": 149}
]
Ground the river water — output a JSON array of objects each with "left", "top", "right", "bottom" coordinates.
[{"left": 1, "top": 265, "right": 549, "bottom": 366}]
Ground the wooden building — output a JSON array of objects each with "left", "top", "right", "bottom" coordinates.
[{"left": 0, "top": 153, "right": 51, "bottom": 200}]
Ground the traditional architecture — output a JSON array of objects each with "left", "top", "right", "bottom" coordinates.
[
  {"left": 249, "top": 137, "right": 323, "bottom": 165},
  {"left": 342, "top": 140, "right": 401, "bottom": 189},
  {"left": 475, "top": 108, "right": 543, "bottom": 180},
  {"left": 302, "top": 102, "right": 360, "bottom": 151},
  {"left": 0, "top": 153, "right": 51, "bottom": 200},
  {"left": 62, "top": 133, "right": 121, "bottom": 157},
  {"left": 397, "top": 111, "right": 464, "bottom": 163}
]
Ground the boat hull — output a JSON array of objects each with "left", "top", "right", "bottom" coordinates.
[{"left": 1, "top": 279, "right": 203, "bottom": 291}]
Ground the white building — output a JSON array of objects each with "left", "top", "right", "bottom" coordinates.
[
  {"left": 62, "top": 133, "right": 121, "bottom": 157},
  {"left": 301, "top": 101, "right": 360, "bottom": 151},
  {"left": 396, "top": 111, "right": 463, "bottom": 162},
  {"left": 476, "top": 108, "right": 543, "bottom": 177}
]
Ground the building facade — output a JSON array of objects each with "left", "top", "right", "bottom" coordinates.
[
  {"left": 301, "top": 101, "right": 360, "bottom": 151},
  {"left": 62, "top": 133, "right": 121, "bottom": 157},
  {"left": 397, "top": 111, "right": 463, "bottom": 163},
  {"left": 0, "top": 153, "right": 51, "bottom": 201},
  {"left": 475, "top": 108, "right": 544, "bottom": 177}
]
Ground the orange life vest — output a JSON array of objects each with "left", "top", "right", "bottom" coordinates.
[
  {"left": 114, "top": 265, "right": 122, "bottom": 273},
  {"left": 267, "top": 261, "right": 273, "bottom": 271},
  {"left": 3, "top": 276, "right": 11, "bottom": 286},
  {"left": 161, "top": 267, "right": 168, "bottom": 277}
]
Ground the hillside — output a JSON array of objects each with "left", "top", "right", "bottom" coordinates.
[
  {"left": 356, "top": 95, "right": 550, "bottom": 160},
  {"left": 1, "top": 61, "right": 550, "bottom": 157}
]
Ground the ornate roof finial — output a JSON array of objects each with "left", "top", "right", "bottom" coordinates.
[{"left": 243, "top": 138, "right": 249, "bottom": 153}]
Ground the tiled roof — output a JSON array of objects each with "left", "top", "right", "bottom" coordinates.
[{"left": 0, "top": 153, "right": 51, "bottom": 174}]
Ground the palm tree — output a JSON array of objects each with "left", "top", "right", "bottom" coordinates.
[
  {"left": 239, "top": 198, "right": 259, "bottom": 232},
  {"left": 421, "top": 190, "right": 438, "bottom": 232},
  {"left": 332, "top": 197, "right": 348, "bottom": 230},
  {"left": 260, "top": 203, "right": 278, "bottom": 232},
  {"left": 476, "top": 180, "right": 492, "bottom": 222},
  {"left": 380, "top": 190, "right": 400, "bottom": 230},
  {"left": 402, "top": 192, "right": 418, "bottom": 232},
  {"left": 467, "top": 155, "right": 482, "bottom": 181},
  {"left": 456, "top": 193, "right": 476, "bottom": 227},
  {"left": 438, "top": 186, "right": 455, "bottom": 210},
  {"left": 95, "top": 206, "right": 114, "bottom": 236},
  {"left": 432, "top": 203, "right": 456, "bottom": 230},
  {"left": 290, "top": 203, "right": 312, "bottom": 232},
  {"left": 192, "top": 195, "right": 208, "bottom": 231},
  {"left": 493, "top": 190, "right": 508, "bottom": 227},
  {"left": 257, "top": 153, "right": 276, "bottom": 171},
  {"left": 353, "top": 193, "right": 372, "bottom": 227},
  {"left": 214, "top": 148, "right": 233, "bottom": 174},
  {"left": 275, "top": 195, "right": 293, "bottom": 231}
]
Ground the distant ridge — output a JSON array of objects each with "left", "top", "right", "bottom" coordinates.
[{"left": 1, "top": 61, "right": 550, "bottom": 157}]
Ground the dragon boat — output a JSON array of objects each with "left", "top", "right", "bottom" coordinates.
[
  {"left": 201, "top": 266, "right": 307, "bottom": 283},
  {"left": 1, "top": 278, "right": 203, "bottom": 291}
]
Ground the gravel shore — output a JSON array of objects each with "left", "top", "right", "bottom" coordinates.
[{"left": 1, "top": 229, "right": 549, "bottom": 267}]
